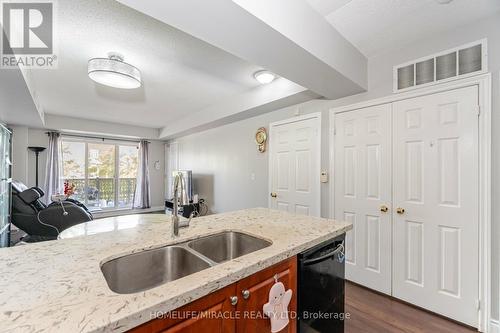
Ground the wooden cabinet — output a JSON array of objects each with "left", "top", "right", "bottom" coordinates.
[
  {"left": 236, "top": 258, "right": 297, "bottom": 333},
  {"left": 129, "top": 257, "right": 297, "bottom": 333},
  {"left": 131, "top": 284, "right": 236, "bottom": 333}
]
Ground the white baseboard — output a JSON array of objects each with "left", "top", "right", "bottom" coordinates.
[
  {"left": 92, "top": 206, "right": 164, "bottom": 219},
  {"left": 490, "top": 319, "right": 500, "bottom": 333}
]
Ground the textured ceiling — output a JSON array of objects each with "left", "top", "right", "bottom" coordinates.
[
  {"left": 306, "top": 0, "right": 500, "bottom": 57},
  {"left": 27, "top": 0, "right": 262, "bottom": 128}
]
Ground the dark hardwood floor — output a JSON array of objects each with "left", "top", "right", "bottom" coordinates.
[{"left": 345, "top": 282, "right": 477, "bottom": 333}]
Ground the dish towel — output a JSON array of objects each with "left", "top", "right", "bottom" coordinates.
[{"left": 263, "top": 281, "right": 293, "bottom": 332}]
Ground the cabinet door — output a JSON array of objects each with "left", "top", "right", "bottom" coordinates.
[
  {"left": 129, "top": 284, "right": 237, "bottom": 333},
  {"left": 236, "top": 258, "right": 297, "bottom": 333}
]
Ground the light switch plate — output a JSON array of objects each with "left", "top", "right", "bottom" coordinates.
[{"left": 320, "top": 170, "right": 328, "bottom": 183}]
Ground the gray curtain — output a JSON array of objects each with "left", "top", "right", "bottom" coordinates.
[
  {"left": 133, "top": 140, "right": 151, "bottom": 208},
  {"left": 43, "top": 132, "right": 63, "bottom": 204}
]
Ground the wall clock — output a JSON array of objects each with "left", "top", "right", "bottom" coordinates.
[{"left": 255, "top": 127, "right": 267, "bottom": 153}]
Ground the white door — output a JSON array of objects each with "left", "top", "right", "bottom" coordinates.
[
  {"left": 392, "top": 86, "right": 479, "bottom": 326},
  {"left": 269, "top": 114, "right": 321, "bottom": 216},
  {"left": 334, "top": 104, "right": 392, "bottom": 294}
]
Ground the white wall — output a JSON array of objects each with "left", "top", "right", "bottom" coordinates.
[
  {"left": 10, "top": 127, "right": 166, "bottom": 208},
  {"left": 147, "top": 141, "right": 166, "bottom": 208},
  {"left": 173, "top": 15, "right": 500, "bottom": 321},
  {"left": 0, "top": 67, "right": 43, "bottom": 128},
  {"left": 175, "top": 100, "right": 329, "bottom": 215},
  {"left": 10, "top": 126, "right": 29, "bottom": 185},
  {"left": 44, "top": 115, "right": 160, "bottom": 140}
]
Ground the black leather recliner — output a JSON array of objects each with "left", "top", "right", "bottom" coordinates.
[{"left": 11, "top": 181, "right": 93, "bottom": 242}]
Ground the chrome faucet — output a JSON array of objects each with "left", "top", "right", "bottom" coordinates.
[{"left": 172, "top": 172, "right": 190, "bottom": 237}]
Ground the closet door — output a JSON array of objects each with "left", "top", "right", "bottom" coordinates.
[
  {"left": 334, "top": 104, "right": 392, "bottom": 294},
  {"left": 392, "top": 86, "right": 479, "bottom": 326}
]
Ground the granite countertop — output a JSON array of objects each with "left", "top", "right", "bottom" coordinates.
[{"left": 0, "top": 208, "right": 351, "bottom": 333}]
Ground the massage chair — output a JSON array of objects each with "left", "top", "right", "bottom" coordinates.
[{"left": 11, "top": 181, "right": 93, "bottom": 242}]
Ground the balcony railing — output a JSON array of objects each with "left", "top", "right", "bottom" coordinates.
[{"left": 64, "top": 178, "right": 136, "bottom": 210}]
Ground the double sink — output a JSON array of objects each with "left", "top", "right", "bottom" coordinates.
[{"left": 101, "top": 231, "right": 272, "bottom": 294}]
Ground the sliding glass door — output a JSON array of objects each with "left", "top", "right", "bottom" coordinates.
[
  {"left": 61, "top": 138, "right": 138, "bottom": 211},
  {"left": 87, "top": 143, "right": 115, "bottom": 209}
]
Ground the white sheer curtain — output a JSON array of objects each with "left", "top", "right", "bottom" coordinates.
[
  {"left": 133, "top": 140, "right": 151, "bottom": 208},
  {"left": 43, "top": 132, "right": 63, "bottom": 204}
]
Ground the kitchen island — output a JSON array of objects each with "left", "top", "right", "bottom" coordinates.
[{"left": 0, "top": 208, "right": 351, "bottom": 333}]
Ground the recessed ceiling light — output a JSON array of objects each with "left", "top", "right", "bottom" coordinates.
[
  {"left": 254, "top": 70, "right": 276, "bottom": 84},
  {"left": 435, "top": 0, "right": 454, "bottom": 4},
  {"left": 88, "top": 52, "right": 142, "bottom": 89}
]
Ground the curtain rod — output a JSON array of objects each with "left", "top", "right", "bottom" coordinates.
[{"left": 46, "top": 132, "right": 150, "bottom": 144}]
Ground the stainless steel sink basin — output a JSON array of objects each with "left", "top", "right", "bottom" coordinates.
[
  {"left": 101, "top": 231, "right": 272, "bottom": 294},
  {"left": 101, "top": 246, "right": 211, "bottom": 294},
  {"left": 187, "top": 231, "right": 272, "bottom": 263}
]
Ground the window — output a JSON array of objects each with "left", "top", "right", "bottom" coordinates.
[{"left": 61, "top": 138, "right": 139, "bottom": 211}]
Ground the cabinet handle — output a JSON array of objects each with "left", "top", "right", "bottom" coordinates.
[
  {"left": 380, "top": 205, "right": 389, "bottom": 213},
  {"left": 242, "top": 289, "right": 250, "bottom": 300},
  {"left": 230, "top": 296, "right": 238, "bottom": 306},
  {"left": 396, "top": 207, "right": 405, "bottom": 215},
  {"left": 270, "top": 192, "right": 277, "bottom": 198}
]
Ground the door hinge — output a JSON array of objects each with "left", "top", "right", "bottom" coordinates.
[
  {"left": 475, "top": 105, "right": 481, "bottom": 116},
  {"left": 476, "top": 299, "right": 481, "bottom": 311}
]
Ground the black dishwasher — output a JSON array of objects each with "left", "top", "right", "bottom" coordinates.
[{"left": 298, "top": 235, "right": 346, "bottom": 333}]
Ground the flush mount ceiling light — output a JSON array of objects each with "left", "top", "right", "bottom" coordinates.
[
  {"left": 254, "top": 70, "right": 276, "bottom": 84},
  {"left": 435, "top": 0, "right": 454, "bottom": 4},
  {"left": 88, "top": 53, "right": 141, "bottom": 89}
]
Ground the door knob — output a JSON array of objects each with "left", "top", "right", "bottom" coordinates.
[
  {"left": 230, "top": 296, "right": 238, "bottom": 306},
  {"left": 270, "top": 192, "right": 277, "bottom": 198},
  {"left": 380, "top": 205, "right": 389, "bottom": 213},
  {"left": 242, "top": 289, "right": 250, "bottom": 300},
  {"left": 396, "top": 207, "right": 405, "bottom": 214}
]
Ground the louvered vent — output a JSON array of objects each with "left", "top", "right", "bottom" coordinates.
[{"left": 394, "top": 39, "right": 487, "bottom": 92}]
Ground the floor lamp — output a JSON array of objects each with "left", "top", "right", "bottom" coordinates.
[{"left": 28, "top": 146, "right": 46, "bottom": 187}]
